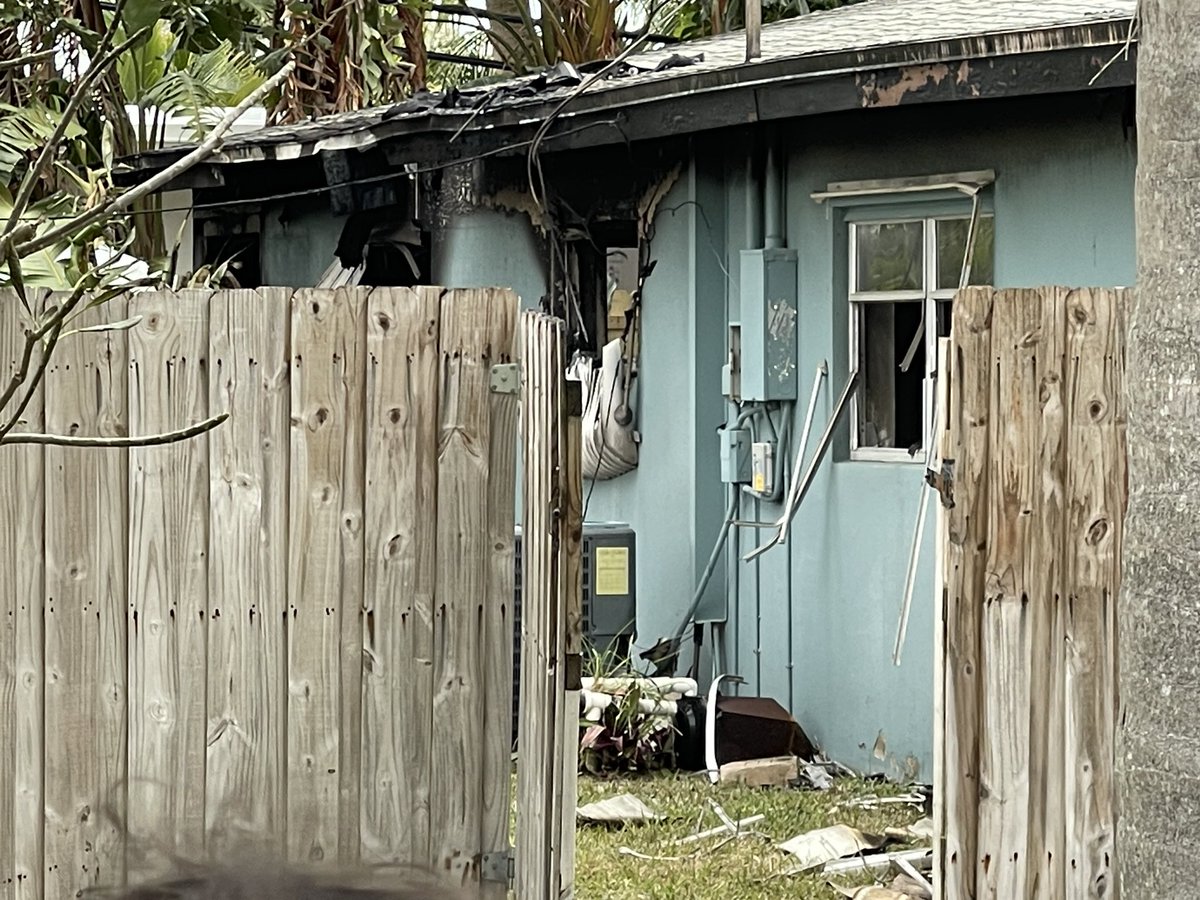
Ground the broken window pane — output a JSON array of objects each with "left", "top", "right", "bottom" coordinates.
[
  {"left": 935, "top": 216, "right": 995, "bottom": 289},
  {"left": 857, "top": 300, "right": 925, "bottom": 452},
  {"left": 855, "top": 222, "right": 923, "bottom": 292}
]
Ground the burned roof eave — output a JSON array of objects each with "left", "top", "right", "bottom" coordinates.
[{"left": 113, "top": 19, "right": 1137, "bottom": 190}]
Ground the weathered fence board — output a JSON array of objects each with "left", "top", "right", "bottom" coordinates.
[
  {"left": 206, "top": 288, "right": 290, "bottom": 854},
  {"left": 977, "top": 289, "right": 1038, "bottom": 899},
  {"left": 0, "top": 286, "right": 526, "bottom": 899},
  {"left": 286, "top": 287, "right": 367, "bottom": 864},
  {"left": 361, "top": 286, "right": 439, "bottom": 865},
  {"left": 942, "top": 287, "right": 992, "bottom": 900},
  {"left": 1028, "top": 287, "right": 1067, "bottom": 900},
  {"left": 515, "top": 311, "right": 582, "bottom": 900},
  {"left": 127, "top": 290, "right": 211, "bottom": 868},
  {"left": 429, "top": 289, "right": 516, "bottom": 890},
  {"left": 44, "top": 301, "right": 130, "bottom": 896},
  {"left": 482, "top": 308, "right": 518, "bottom": 896},
  {"left": 938, "top": 286, "right": 1127, "bottom": 900},
  {"left": 1062, "top": 287, "right": 1124, "bottom": 898},
  {"left": 0, "top": 291, "right": 47, "bottom": 900}
]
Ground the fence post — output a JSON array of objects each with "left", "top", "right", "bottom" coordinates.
[
  {"left": 515, "top": 312, "right": 581, "bottom": 900},
  {"left": 938, "top": 287, "right": 1126, "bottom": 900}
]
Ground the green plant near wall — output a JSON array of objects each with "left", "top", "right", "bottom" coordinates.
[{"left": 579, "top": 643, "right": 677, "bottom": 776}]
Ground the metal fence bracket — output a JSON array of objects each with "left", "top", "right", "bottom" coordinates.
[
  {"left": 481, "top": 848, "right": 514, "bottom": 885},
  {"left": 490, "top": 363, "right": 520, "bottom": 394}
]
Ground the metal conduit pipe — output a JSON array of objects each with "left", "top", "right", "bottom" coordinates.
[
  {"left": 764, "top": 124, "right": 785, "bottom": 251},
  {"left": 664, "top": 405, "right": 761, "bottom": 662}
]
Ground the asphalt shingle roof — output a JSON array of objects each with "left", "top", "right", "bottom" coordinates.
[{"left": 121, "top": 0, "right": 1136, "bottom": 169}]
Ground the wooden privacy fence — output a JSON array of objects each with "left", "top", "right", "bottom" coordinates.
[
  {"left": 515, "top": 312, "right": 582, "bottom": 900},
  {"left": 936, "top": 286, "right": 1127, "bottom": 900},
  {"left": 0, "top": 286, "right": 519, "bottom": 899}
]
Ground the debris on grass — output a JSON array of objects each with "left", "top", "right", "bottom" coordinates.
[
  {"left": 829, "top": 886, "right": 920, "bottom": 900},
  {"left": 675, "top": 812, "right": 766, "bottom": 845},
  {"left": 884, "top": 816, "right": 934, "bottom": 843},
  {"left": 577, "top": 793, "right": 662, "bottom": 825},
  {"left": 891, "top": 871, "right": 934, "bottom": 899},
  {"left": 828, "top": 869, "right": 933, "bottom": 900},
  {"left": 831, "top": 791, "right": 927, "bottom": 815},
  {"left": 892, "top": 855, "right": 934, "bottom": 896},
  {"left": 822, "top": 848, "right": 933, "bottom": 878},
  {"left": 617, "top": 835, "right": 736, "bottom": 863},
  {"left": 719, "top": 754, "right": 800, "bottom": 787},
  {"left": 573, "top": 772, "right": 928, "bottom": 900},
  {"left": 802, "top": 762, "right": 836, "bottom": 791},
  {"left": 777, "top": 824, "right": 888, "bottom": 871}
]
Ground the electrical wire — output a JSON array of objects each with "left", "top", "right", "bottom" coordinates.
[{"left": 27, "top": 118, "right": 626, "bottom": 222}]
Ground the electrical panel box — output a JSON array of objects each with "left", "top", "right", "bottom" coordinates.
[
  {"left": 739, "top": 248, "right": 799, "bottom": 402},
  {"left": 751, "top": 441, "right": 775, "bottom": 495},
  {"left": 720, "top": 427, "right": 752, "bottom": 483}
]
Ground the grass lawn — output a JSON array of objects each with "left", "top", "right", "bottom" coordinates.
[{"left": 571, "top": 773, "right": 926, "bottom": 900}]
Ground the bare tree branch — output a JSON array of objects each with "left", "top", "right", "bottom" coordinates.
[
  {"left": 0, "top": 315, "right": 64, "bottom": 441},
  {"left": 0, "top": 412, "right": 229, "bottom": 446},
  {"left": 15, "top": 60, "right": 297, "bottom": 260},
  {"left": 0, "top": 47, "right": 58, "bottom": 72},
  {"left": 4, "top": 19, "right": 148, "bottom": 236},
  {"left": 0, "top": 276, "right": 154, "bottom": 439}
]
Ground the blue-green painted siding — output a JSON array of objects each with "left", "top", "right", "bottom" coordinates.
[
  {"left": 261, "top": 198, "right": 344, "bottom": 287},
  {"left": 593, "top": 93, "right": 1136, "bottom": 778},
  {"left": 433, "top": 207, "right": 547, "bottom": 312},
  {"left": 252, "top": 91, "right": 1136, "bottom": 780}
]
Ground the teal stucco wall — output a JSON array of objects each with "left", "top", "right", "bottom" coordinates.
[
  {"left": 433, "top": 206, "right": 547, "bottom": 312},
  {"left": 591, "top": 91, "right": 1137, "bottom": 778},
  {"left": 250, "top": 90, "right": 1137, "bottom": 780},
  {"left": 260, "top": 196, "right": 344, "bottom": 287}
]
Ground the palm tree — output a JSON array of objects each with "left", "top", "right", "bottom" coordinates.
[{"left": 1120, "top": 1, "right": 1200, "bottom": 894}]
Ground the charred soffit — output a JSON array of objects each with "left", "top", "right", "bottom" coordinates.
[{"left": 114, "top": 32, "right": 1137, "bottom": 196}]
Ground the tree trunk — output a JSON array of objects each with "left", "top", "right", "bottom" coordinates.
[{"left": 1121, "top": 1, "right": 1200, "bottom": 894}]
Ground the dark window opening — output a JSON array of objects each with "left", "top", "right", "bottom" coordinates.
[
  {"left": 858, "top": 301, "right": 925, "bottom": 453},
  {"left": 201, "top": 230, "right": 262, "bottom": 288},
  {"left": 335, "top": 211, "right": 427, "bottom": 287}
]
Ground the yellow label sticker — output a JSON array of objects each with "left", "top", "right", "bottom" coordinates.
[
  {"left": 753, "top": 471, "right": 766, "bottom": 492},
  {"left": 594, "top": 546, "right": 629, "bottom": 596}
]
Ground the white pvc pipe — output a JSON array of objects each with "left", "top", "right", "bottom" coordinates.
[{"left": 582, "top": 676, "right": 697, "bottom": 697}]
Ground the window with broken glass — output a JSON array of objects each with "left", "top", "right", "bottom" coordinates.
[{"left": 849, "top": 214, "right": 994, "bottom": 461}]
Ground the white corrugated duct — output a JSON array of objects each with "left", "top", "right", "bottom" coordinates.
[{"left": 568, "top": 337, "right": 639, "bottom": 481}]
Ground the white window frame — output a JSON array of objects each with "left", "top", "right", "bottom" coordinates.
[{"left": 848, "top": 214, "right": 989, "bottom": 462}]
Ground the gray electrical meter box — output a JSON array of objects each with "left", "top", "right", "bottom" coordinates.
[{"left": 738, "top": 248, "right": 799, "bottom": 401}]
